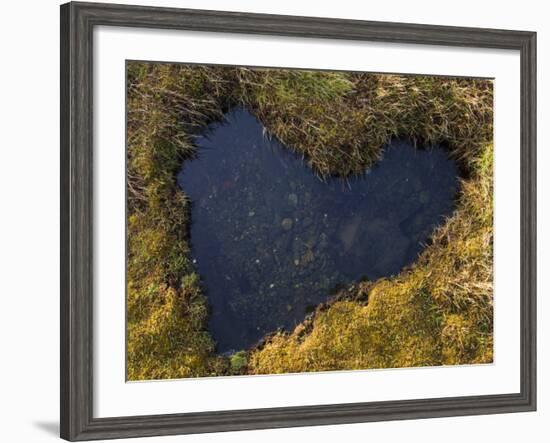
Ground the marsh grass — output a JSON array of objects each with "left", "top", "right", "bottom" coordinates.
[{"left": 126, "top": 62, "right": 493, "bottom": 380}]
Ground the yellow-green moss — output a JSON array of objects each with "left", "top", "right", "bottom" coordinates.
[{"left": 126, "top": 62, "right": 493, "bottom": 380}]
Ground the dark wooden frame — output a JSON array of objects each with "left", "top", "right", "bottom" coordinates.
[{"left": 60, "top": 1, "right": 537, "bottom": 441}]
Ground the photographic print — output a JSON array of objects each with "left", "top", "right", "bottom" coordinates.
[{"left": 126, "top": 62, "right": 494, "bottom": 381}]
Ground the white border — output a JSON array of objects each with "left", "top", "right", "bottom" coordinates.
[{"left": 94, "top": 26, "right": 521, "bottom": 418}]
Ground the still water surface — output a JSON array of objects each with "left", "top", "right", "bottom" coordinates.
[{"left": 177, "top": 108, "right": 458, "bottom": 353}]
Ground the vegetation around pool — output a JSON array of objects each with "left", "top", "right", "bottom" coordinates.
[{"left": 126, "top": 62, "right": 493, "bottom": 380}]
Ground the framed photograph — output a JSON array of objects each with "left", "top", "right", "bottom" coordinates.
[{"left": 60, "top": 1, "right": 536, "bottom": 440}]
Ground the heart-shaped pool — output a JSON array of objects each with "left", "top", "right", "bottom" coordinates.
[{"left": 178, "top": 108, "right": 458, "bottom": 353}]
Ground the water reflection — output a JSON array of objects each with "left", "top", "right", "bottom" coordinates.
[{"left": 177, "top": 108, "right": 458, "bottom": 353}]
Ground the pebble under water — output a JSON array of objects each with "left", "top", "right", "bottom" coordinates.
[{"left": 177, "top": 108, "right": 459, "bottom": 354}]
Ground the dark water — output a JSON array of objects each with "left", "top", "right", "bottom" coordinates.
[{"left": 177, "top": 108, "right": 458, "bottom": 354}]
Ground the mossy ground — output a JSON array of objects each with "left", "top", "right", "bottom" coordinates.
[{"left": 126, "top": 62, "right": 493, "bottom": 380}]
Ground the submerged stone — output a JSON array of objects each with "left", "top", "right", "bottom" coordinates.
[
  {"left": 281, "top": 218, "right": 294, "bottom": 231},
  {"left": 288, "top": 193, "right": 298, "bottom": 206},
  {"left": 177, "top": 108, "right": 458, "bottom": 353}
]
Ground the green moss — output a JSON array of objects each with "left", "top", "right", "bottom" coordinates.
[
  {"left": 230, "top": 351, "right": 248, "bottom": 375},
  {"left": 126, "top": 61, "right": 493, "bottom": 380}
]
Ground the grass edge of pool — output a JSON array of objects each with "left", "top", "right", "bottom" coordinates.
[{"left": 126, "top": 63, "right": 493, "bottom": 380}]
